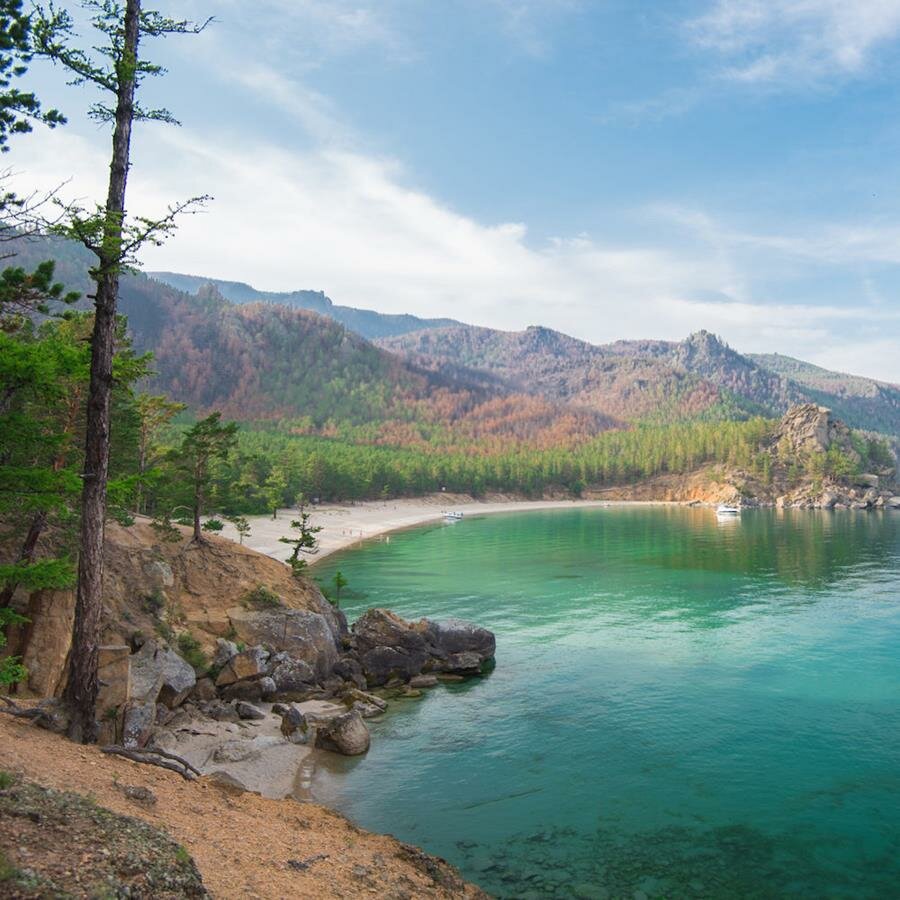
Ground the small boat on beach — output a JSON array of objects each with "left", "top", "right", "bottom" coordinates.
[{"left": 442, "top": 510, "right": 464, "bottom": 521}]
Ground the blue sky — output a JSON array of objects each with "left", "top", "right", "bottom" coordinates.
[{"left": 13, "top": 0, "right": 900, "bottom": 380}]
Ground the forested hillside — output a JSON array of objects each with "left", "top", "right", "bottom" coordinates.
[
  {"left": 382, "top": 327, "right": 900, "bottom": 436},
  {"left": 9, "top": 235, "right": 899, "bottom": 448}
]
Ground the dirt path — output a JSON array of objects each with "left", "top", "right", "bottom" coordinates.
[{"left": 0, "top": 715, "right": 487, "bottom": 899}]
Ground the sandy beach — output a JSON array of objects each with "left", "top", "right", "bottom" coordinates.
[{"left": 217, "top": 494, "right": 665, "bottom": 566}]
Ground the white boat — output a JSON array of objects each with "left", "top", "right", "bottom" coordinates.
[
  {"left": 716, "top": 504, "right": 741, "bottom": 515},
  {"left": 442, "top": 510, "right": 464, "bottom": 521}
]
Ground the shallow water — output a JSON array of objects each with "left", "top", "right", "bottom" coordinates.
[{"left": 312, "top": 507, "right": 900, "bottom": 898}]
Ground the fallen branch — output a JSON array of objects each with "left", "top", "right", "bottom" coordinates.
[
  {"left": 142, "top": 745, "right": 202, "bottom": 777},
  {"left": 101, "top": 745, "right": 197, "bottom": 781}
]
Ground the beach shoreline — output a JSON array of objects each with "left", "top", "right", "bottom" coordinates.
[{"left": 218, "top": 494, "right": 684, "bottom": 566}]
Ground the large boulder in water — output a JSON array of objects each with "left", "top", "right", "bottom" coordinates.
[
  {"left": 352, "top": 609, "right": 431, "bottom": 686},
  {"left": 424, "top": 618, "right": 496, "bottom": 669},
  {"left": 351, "top": 609, "right": 495, "bottom": 686},
  {"left": 314, "top": 709, "right": 370, "bottom": 756}
]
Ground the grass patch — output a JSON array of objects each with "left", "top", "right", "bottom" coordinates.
[{"left": 0, "top": 771, "right": 14, "bottom": 790}]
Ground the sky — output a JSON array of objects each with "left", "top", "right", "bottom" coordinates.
[{"left": 10, "top": 0, "right": 900, "bottom": 381}]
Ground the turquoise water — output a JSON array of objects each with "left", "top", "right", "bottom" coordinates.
[{"left": 312, "top": 507, "right": 900, "bottom": 899}]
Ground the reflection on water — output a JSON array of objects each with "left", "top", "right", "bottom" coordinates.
[{"left": 314, "top": 508, "right": 900, "bottom": 898}]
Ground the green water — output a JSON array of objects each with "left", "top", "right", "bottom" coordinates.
[{"left": 312, "top": 507, "right": 900, "bottom": 899}]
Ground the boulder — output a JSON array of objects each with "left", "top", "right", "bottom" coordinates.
[
  {"left": 130, "top": 641, "right": 196, "bottom": 708},
  {"left": 409, "top": 674, "right": 439, "bottom": 689},
  {"left": 855, "top": 473, "right": 880, "bottom": 488},
  {"left": 200, "top": 700, "right": 241, "bottom": 724},
  {"left": 215, "top": 646, "right": 270, "bottom": 687},
  {"left": 122, "top": 703, "right": 155, "bottom": 748},
  {"left": 235, "top": 701, "right": 266, "bottom": 721},
  {"left": 352, "top": 609, "right": 432, "bottom": 686},
  {"left": 342, "top": 687, "right": 388, "bottom": 718},
  {"left": 280, "top": 706, "right": 310, "bottom": 744},
  {"left": 888, "top": 496, "right": 900, "bottom": 509},
  {"left": 425, "top": 618, "right": 496, "bottom": 664},
  {"left": 351, "top": 609, "right": 496, "bottom": 686},
  {"left": 191, "top": 677, "right": 217, "bottom": 702},
  {"left": 212, "top": 638, "right": 239, "bottom": 670},
  {"left": 268, "top": 654, "right": 316, "bottom": 695},
  {"left": 314, "top": 709, "right": 370, "bottom": 756},
  {"left": 227, "top": 608, "right": 339, "bottom": 679},
  {"left": 219, "top": 676, "right": 274, "bottom": 703},
  {"left": 819, "top": 492, "right": 839, "bottom": 510},
  {"left": 333, "top": 656, "right": 367, "bottom": 690}
]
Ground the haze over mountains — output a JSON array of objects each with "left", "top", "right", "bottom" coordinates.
[{"left": 12, "top": 237, "right": 900, "bottom": 441}]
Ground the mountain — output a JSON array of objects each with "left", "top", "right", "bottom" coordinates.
[
  {"left": 147, "top": 271, "right": 460, "bottom": 340},
  {"left": 9, "top": 236, "right": 899, "bottom": 440},
  {"left": 381, "top": 326, "right": 900, "bottom": 436}
]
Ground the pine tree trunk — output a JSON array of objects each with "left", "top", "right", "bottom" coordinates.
[
  {"left": 0, "top": 511, "right": 47, "bottom": 608},
  {"left": 65, "top": 0, "right": 141, "bottom": 743}
]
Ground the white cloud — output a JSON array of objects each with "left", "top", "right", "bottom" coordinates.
[
  {"left": 690, "top": 0, "right": 900, "bottom": 85},
  {"left": 7, "top": 93, "right": 900, "bottom": 384}
]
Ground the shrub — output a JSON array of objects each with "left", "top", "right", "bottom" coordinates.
[
  {"left": 176, "top": 632, "right": 209, "bottom": 672},
  {"left": 141, "top": 589, "right": 165, "bottom": 617},
  {"left": 241, "top": 585, "right": 281, "bottom": 609},
  {"left": 201, "top": 518, "right": 224, "bottom": 532}
]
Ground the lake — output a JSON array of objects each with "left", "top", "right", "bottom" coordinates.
[{"left": 312, "top": 507, "right": 900, "bottom": 898}]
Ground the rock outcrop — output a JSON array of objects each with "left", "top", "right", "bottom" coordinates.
[{"left": 350, "top": 609, "right": 496, "bottom": 687}]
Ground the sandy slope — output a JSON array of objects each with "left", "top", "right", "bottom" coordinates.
[{"left": 0, "top": 715, "right": 487, "bottom": 899}]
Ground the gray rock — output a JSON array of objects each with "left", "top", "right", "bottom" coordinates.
[
  {"left": 314, "top": 709, "right": 370, "bottom": 756},
  {"left": 409, "top": 674, "right": 439, "bottom": 688},
  {"left": 442, "top": 651, "right": 485, "bottom": 675},
  {"left": 122, "top": 703, "right": 155, "bottom": 748},
  {"left": 270, "top": 656, "right": 316, "bottom": 694},
  {"left": 351, "top": 608, "right": 496, "bottom": 686},
  {"left": 333, "top": 656, "right": 367, "bottom": 690},
  {"left": 144, "top": 560, "right": 174, "bottom": 589},
  {"left": 228, "top": 608, "right": 339, "bottom": 679},
  {"left": 235, "top": 701, "right": 266, "bottom": 721},
  {"left": 200, "top": 701, "right": 241, "bottom": 723},
  {"left": 888, "top": 496, "right": 900, "bottom": 509},
  {"left": 191, "top": 677, "right": 217, "bottom": 702},
  {"left": 280, "top": 707, "right": 310, "bottom": 744},
  {"left": 425, "top": 618, "right": 496, "bottom": 662},
  {"left": 220, "top": 678, "right": 266, "bottom": 703},
  {"left": 352, "top": 609, "right": 431, "bottom": 686},
  {"left": 215, "top": 646, "right": 270, "bottom": 687},
  {"left": 212, "top": 638, "right": 239, "bottom": 670},
  {"left": 130, "top": 641, "right": 196, "bottom": 708}
]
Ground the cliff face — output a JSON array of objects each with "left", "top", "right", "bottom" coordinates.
[
  {"left": 772, "top": 403, "right": 858, "bottom": 459},
  {"left": 5, "top": 519, "right": 343, "bottom": 698}
]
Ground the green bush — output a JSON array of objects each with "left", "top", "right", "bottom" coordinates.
[
  {"left": 201, "top": 518, "right": 224, "bottom": 532},
  {"left": 176, "top": 632, "right": 209, "bottom": 672},
  {"left": 141, "top": 589, "right": 165, "bottom": 617},
  {"left": 241, "top": 585, "right": 281, "bottom": 608}
]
